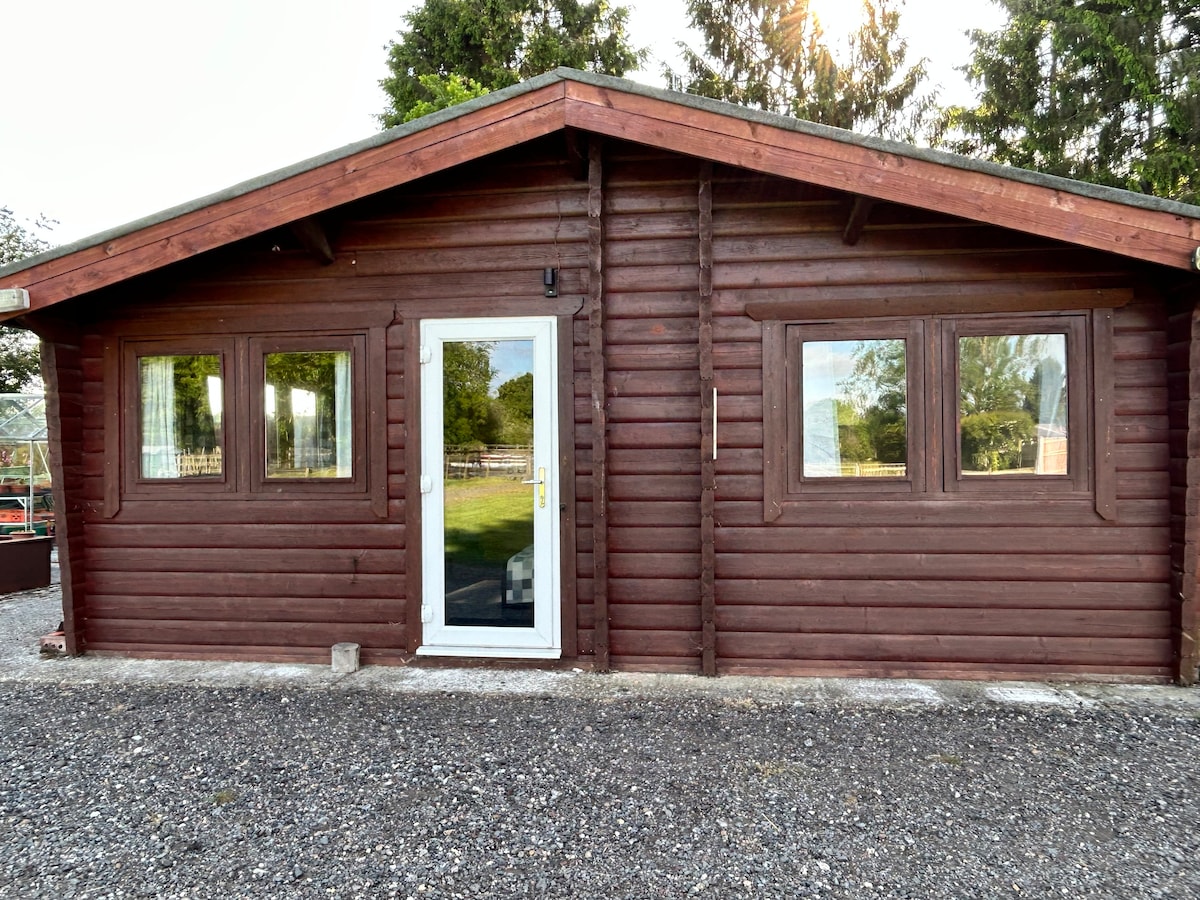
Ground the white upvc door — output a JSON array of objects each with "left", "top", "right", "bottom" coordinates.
[{"left": 417, "top": 317, "right": 560, "bottom": 658}]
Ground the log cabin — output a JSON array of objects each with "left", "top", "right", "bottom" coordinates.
[{"left": 2, "top": 69, "right": 1199, "bottom": 683}]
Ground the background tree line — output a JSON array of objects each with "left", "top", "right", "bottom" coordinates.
[
  {"left": 5, "top": 0, "right": 1198, "bottom": 388},
  {"left": 444, "top": 342, "right": 535, "bottom": 447},
  {"left": 378, "top": 0, "right": 1200, "bottom": 202},
  {"left": 0, "top": 208, "right": 52, "bottom": 393}
]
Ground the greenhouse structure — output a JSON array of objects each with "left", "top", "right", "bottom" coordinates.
[{"left": 0, "top": 394, "right": 52, "bottom": 535}]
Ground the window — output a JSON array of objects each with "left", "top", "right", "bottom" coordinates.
[
  {"left": 787, "top": 321, "right": 923, "bottom": 494},
  {"left": 765, "top": 311, "right": 1095, "bottom": 511},
  {"left": 121, "top": 331, "right": 379, "bottom": 503},
  {"left": 942, "top": 316, "right": 1088, "bottom": 494},
  {"left": 250, "top": 335, "right": 367, "bottom": 493},
  {"left": 138, "top": 354, "right": 224, "bottom": 480},
  {"left": 957, "top": 334, "right": 1067, "bottom": 476},
  {"left": 263, "top": 350, "right": 352, "bottom": 479},
  {"left": 124, "top": 340, "right": 235, "bottom": 494}
]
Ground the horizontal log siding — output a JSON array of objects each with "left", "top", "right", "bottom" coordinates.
[
  {"left": 44, "top": 337, "right": 87, "bottom": 654},
  {"left": 78, "top": 320, "right": 406, "bottom": 662},
  {"left": 600, "top": 150, "right": 703, "bottom": 670},
  {"left": 710, "top": 166, "right": 1173, "bottom": 679},
  {"left": 574, "top": 329, "right": 595, "bottom": 654},
  {"left": 51, "top": 137, "right": 1181, "bottom": 679},
  {"left": 74, "top": 139, "right": 587, "bottom": 664},
  {"left": 1167, "top": 290, "right": 1200, "bottom": 684}
]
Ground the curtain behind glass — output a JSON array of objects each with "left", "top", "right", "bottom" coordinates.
[
  {"left": 140, "top": 357, "right": 178, "bottom": 478},
  {"left": 264, "top": 350, "right": 352, "bottom": 479},
  {"left": 334, "top": 353, "right": 352, "bottom": 477},
  {"left": 139, "top": 355, "right": 222, "bottom": 479}
]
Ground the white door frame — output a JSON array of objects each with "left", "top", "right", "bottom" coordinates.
[{"left": 417, "top": 317, "right": 561, "bottom": 658}]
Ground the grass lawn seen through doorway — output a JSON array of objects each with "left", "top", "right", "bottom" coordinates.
[{"left": 443, "top": 477, "right": 534, "bottom": 567}]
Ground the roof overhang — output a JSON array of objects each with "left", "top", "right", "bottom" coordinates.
[{"left": 3, "top": 68, "right": 1198, "bottom": 320}]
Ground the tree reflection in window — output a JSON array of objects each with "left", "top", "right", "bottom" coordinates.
[
  {"left": 139, "top": 355, "right": 222, "bottom": 479},
  {"left": 802, "top": 339, "right": 907, "bottom": 478},
  {"left": 442, "top": 341, "right": 536, "bottom": 448},
  {"left": 958, "top": 334, "right": 1067, "bottom": 475},
  {"left": 264, "top": 350, "right": 353, "bottom": 479}
]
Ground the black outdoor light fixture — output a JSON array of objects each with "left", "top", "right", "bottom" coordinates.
[
  {"left": 1191, "top": 247, "right": 1200, "bottom": 272},
  {"left": 543, "top": 267, "right": 558, "bottom": 297}
]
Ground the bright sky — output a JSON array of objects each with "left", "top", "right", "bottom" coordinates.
[{"left": 1, "top": 0, "right": 1005, "bottom": 247}]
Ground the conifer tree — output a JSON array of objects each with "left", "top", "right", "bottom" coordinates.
[
  {"left": 670, "top": 0, "right": 936, "bottom": 142},
  {"left": 380, "top": 0, "right": 644, "bottom": 127},
  {"left": 946, "top": 0, "right": 1200, "bottom": 203}
]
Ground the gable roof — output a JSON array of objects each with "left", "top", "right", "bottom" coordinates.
[{"left": 3, "top": 67, "right": 1198, "bottom": 318}]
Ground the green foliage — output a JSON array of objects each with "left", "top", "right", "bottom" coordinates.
[
  {"left": 671, "top": 0, "right": 938, "bottom": 141},
  {"left": 960, "top": 408, "right": 1036, "bottom": 472},
  {"left": 380, "top": 0, "right": 645, "bottom": 127},
  {"left": 265, "top": 352, "right": 337, "bottom": 397},
  {"left": 1, "top": 208, "right": 54, "bottom": 268},
  {"left": 945, "top": 0, "right": 1200, "bottom": 203},
  {"left": 958, "top": 334, "right": 1037, "bottom": 416},
  {"left": 164, "top": 355, "right": 221, "bottom": 453},
  {"left": 443, "top": 342, "right": 498, "bottom": 446},
  {"left": 838, "top": 338, "right": 908, "bottom": 462},
  {"left": 957, "top": 334, "right": 1064, "bottom": 472},
  {"left": 444, "top": 478, "right": 534, "bottom": 563},
  {"left": 1, "top": 207, "right": 55, "bottom": 393},
  {"left": 870, "top": 418, "right": 908, "bottom": 463},
  {"left": 0, "top": 329, "right": 41, "bottom": 394},
  {"left": 833, "top": 399, "right": 873, "bottom": 462},
  {"left": 842, "top": 338, "right": 907, "bottom": 418},
  {"left": 403, "top": 74, "right": 493, "bottom": 122},
  {"left": 494, "top": 371, "right": 535, "bottom": 444}
]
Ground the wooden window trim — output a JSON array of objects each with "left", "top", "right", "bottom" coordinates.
[
  {"left": 763, "top": 308, "right": 1114, "bottom": 522},
  {"left": 121, "top": 338, "right": 237, "bottom": 498},
  {"left": 941, "top": 314, "right": 1090, "bottom": 496},
  {"left": 249, "top": 334, "right": 369, "bottom": 495},
  {"left": 784, "top": 320, "right": 924, "bottom": 496},
  {"left": 745, "top": 288, "right": 1133, "bottom": 322},
  {"left": 1092, "top": 310, "right": 1116, "bottom": 520},
  {"left": 113, "top": 328, "right": 386, "bottom": 513}
]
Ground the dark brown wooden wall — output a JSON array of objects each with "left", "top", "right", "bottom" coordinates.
[
  {"left": 705, "top": 163, "right": 1173, "bottom": 680},
  {"left": 49, "top": 135, "right": 1178, "bottom": 679},
  {"left": 593, "top": 150, "right": 704, "bottom": 668},
  {"left": 68, "top": 138, "right": 588, "bottom": 664},
  {"left": 1167, "top": 287, "right": 1200, "bottom": 684},
  {"left": 40, "top": 338, "right": 86, "bottom": 653}
]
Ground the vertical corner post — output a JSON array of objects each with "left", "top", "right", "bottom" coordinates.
[
  {"left": 698, "top": 161, "right": 718, "bottom": 677},
  {"left": 587, "top": 135, "right": 611, "bottom": 673}
]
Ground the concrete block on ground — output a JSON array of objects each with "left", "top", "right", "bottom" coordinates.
[{"left": 331, "top": 642, "right": 360, "bottom": 674}]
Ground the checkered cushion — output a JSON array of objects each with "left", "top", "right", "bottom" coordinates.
[{"left": 504, "top": 544, "right": 535, "bottom": 606}]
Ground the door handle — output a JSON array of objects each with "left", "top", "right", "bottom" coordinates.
[{"left": 522, "top": 467, "right": 546, "bottom": 508}]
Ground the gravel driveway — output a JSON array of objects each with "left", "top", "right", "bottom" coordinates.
[{"left": 2, "top": 580, "right": 1199, "bottom": 899}]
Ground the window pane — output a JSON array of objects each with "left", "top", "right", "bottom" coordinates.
[
  {"left": 265, "top": 351, "right": 353, "bottom": 479},
  {"left": 139, "top": 355, "right": 223, "bottom": 479},
  {"left": 959, "top": 334, "right": 1067, "bottom": 476},
  {"left": 802, "top": 339, "right": 907, "bottom": 478}
]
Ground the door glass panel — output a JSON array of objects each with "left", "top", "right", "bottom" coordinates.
[{"left": 442, "top": 340, "right": 536, "bottom": 627}]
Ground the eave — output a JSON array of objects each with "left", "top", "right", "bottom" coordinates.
[
  {"left": 560, "top": 79, "right": 1200, "bottom": 273},
  {"left": 2, "top": 68, "right": 1198, "bottom": 320}
]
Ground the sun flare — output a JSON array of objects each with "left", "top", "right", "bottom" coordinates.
[{"left": 803, "top": 0, "right": 866, "bottom": 44}]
